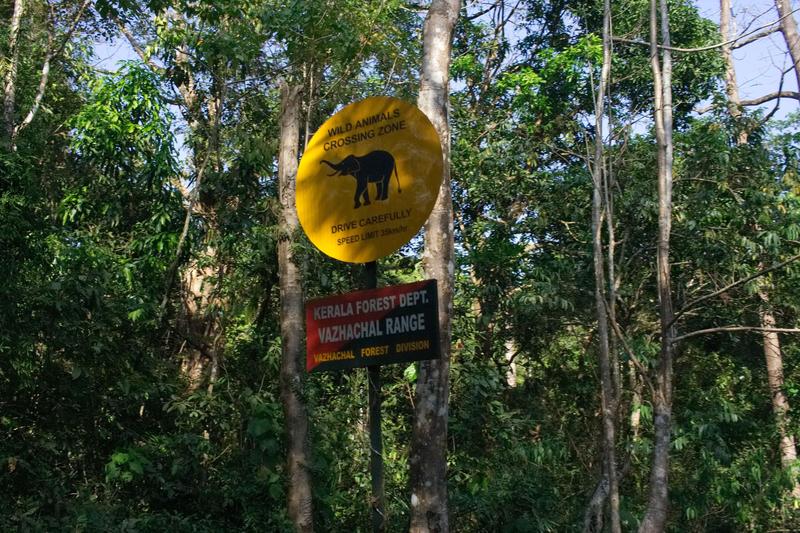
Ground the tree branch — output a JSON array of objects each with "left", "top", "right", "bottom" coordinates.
[
  {"left": 696, "top": 89, "right": 800, "bottom": 115},
  {"left": 113, "top": 15, "right": 165, "bottom": 75},
  {"left": 159, "top": 151, "right": 211, "bottom": 320},
  {"left": 759, "top": 65, "right": 789, "bottom": 125},
  {"left": 466, "top": 0, "right": 502, "bottom": 20},
  {"left": 740, "top": 91, "right": 800, "bottom": 106},
  {"left": 169, "top": 176, "right": 192, "bottom": 201},
  {"left": 613, "top": 7, "right": 800, "bottom": 53},
  {"left": 670, "top": 252, "right": 800, "bottom": 327},
  {"left": 603, "top": 299, "right": 655, "bottom": 397},
  {"left": 13, "top": 0, "right": 92, "bottom": 140},
  {"left": 116, "top": 13, "right": 205, "bottom": 131},
  {"left": 730, "top": 24, "right": 780, "bottom": 50},
  {"left": 673, "top": 326, "right": 800, "bottom": 343}
]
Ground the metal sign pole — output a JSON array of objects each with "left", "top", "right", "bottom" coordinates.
[
  {"left": 362, "top": 261, "right": 385, "bottom": 532},
  {"left": 368, "top": 365, "right": 385, "bottom": 532}
]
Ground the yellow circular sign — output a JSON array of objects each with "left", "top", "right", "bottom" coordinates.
[{"left": 296, "top": 96, "right": 443, "bottom": 263}]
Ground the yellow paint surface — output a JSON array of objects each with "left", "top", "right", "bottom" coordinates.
[{"left": 296, "top": 96, "right": 442, "bottom": 263}]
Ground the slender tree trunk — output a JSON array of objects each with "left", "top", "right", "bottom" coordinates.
[
  {"left": 776, "top": 0, "right": 800, "bottom": 92},
  {"left": 630, "top": 364, "right": 643, "bottom": 441},
  {"left": 722, "top": 0, "right": 800, "bottom": 500},
  {"left": 5, "top": 0, "right": 90, "bottom": 147},
  {"left": 505, "top": 338, "right": 517, "bottom": 387},
  {"left": 605, "top": 145, "right": 621, "bottom": 407},
  {"left": 277, "top": 81, "right": 314, "bottom": 533},
  {"left": 409, "top": 1, "right": 459, "bottom": 532},
  {"left": 760, "top": 293, "right": 800, "bottom": 499},
  {"left": 585, "top": 0, "right": 620, "bottom": 531},
  {"left": 639, "top": 0, "right": 676, "bottom": 530},
  {"left": 720, "top": 0, "right": 743, "bottom": 120},
  {"left": 720, "top": 0, "right": 749, "bottom": 146},
  {"left": 3, "top": 0, "right": 24, "bottom": 144}
]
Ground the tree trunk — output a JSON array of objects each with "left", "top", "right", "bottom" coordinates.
[
  {"left": 760, "top": 293, "right": 800, "bottom": 499},
  {"left": 720, "top": 0, "right": 748, "bottom": 144},
  {"left": 3, "top": 0, "right": 24, "bottom": 144},
  {"left": 409, "top": 1, "right": 459, "bottom": 532},
  {"left": 176, "top": 75, "right": 225, "bottom": 393},
  {"left": 776, "top": 0, "right": 800, "bottom": 92},
  {"left": 505, "top": 338, "right": 517, "bottom": 388},
  {"left": 179, "top": 243, "right": 225, "bottom": 391},
  {"left": 722, "top": 0, "right": 800, "bottom": 500},
  {"left": 4, "top": 0, "right": 90, "bottom": 147},
  {"left": 630, "top": 364, "right": 643, "bottom": 441},
  {"left": 277, "top": 81, "right": 314, "bottom": 533},
  {"left": 586, "top": 0, "right": 621, "bottom": 530},
  {"left": 639, "top": 0, "right": 676, "bottom": 530}
]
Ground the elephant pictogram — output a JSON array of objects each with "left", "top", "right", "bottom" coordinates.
[{"left": 320, "top": 150, "right": 401, "bottom": 209}]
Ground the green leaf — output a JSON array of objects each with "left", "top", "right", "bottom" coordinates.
[
  {"left": 248, "top": 418, "right": 271, "bottom": 437},
  {"left": 268, "top": 482, "right": 282, "bottom": 500},
  {"left": 404, "top": 363, "right": 417, "bottom": 383}
]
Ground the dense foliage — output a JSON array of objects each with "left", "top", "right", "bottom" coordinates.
[{"left": 2, "top": 0, "right": 799, "bottom": 531}]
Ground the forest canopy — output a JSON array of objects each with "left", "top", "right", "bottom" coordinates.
[{"left": 2, "top": 0, "right": 800, "bottom": 531}]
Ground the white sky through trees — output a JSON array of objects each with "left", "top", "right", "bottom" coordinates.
[
  {"left": 91, "top": 1, "right": 799, "bottom": 120},
  {"left": 696, "top": 0, "right": 799, "bottom": 119}
]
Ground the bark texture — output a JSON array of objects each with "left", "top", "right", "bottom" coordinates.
[
  {"left": 760, "top": 296, "right": 800, "bottom": 499},
  {"left": 169, "top": 19, "right": 226, "bottom": 393},
  {"left": 277, "top": 81, "right": 314, "bottom": 532},
  {"left": 722, "top": 0, "right": 800, "bottom": 500},
  {"left": 505, "top": 339, "right": 517, "bottom": 387},
  {"left": 639, "top": 0, "right": 676, "bottom": 530},
  {"left": 178, "top": 242, "right": 225, "bottom": 392},
  {"left": 776, "top": 0, "right": 800, "bottom": 92},
  {"left": 409, "top": 1, "right": 459, "bottom": 532},
  {"left": 720, "top": 0, "right": 748, "bottom": 144},
  {"left": 586, "top": 0, "right": 620, "bottom": 530},
  {"left": 3, "top": 0, "right": 24, "bottom": 144}
]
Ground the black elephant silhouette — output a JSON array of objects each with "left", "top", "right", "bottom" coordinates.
[{"left": 320, "top": 150, "right": 401, "bottom": 209}]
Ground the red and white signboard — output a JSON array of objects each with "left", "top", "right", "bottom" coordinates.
[{"left": 306, "top": 280, "right": 440, "bottom": 372}]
